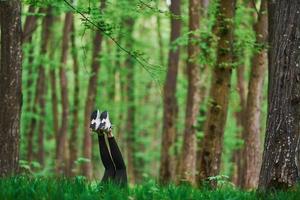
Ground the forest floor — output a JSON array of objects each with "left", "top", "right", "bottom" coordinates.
[{"left": 0, "top": 176, "right": 299, "bottom": 200}]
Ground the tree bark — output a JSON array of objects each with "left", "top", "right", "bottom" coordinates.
[
  {"left": 258, "top": 0, "right": 300, "bottom": 190},
  {"left": 159, "top": 0, "right": 181, "bottom": 184},
  {"left": 243, "top": 0, "right": 268, "bottom": 189},
  {"left": 232, "top": 65, "right": 247, "bottom": 187},
  {"left": 81, "top": 0, "right": 105, "bottom": 178},
  {"left": 179, "top": 0, "right": 201, "bottom": 185},
  {"left": 22, "top": 6, "right": 37, "bottom": 43},
  {"left": 199, "top": 0, "right": 236, "bottom": 186},
  {"left": 23, "top": 7, "right": 38, "bottom": 162},
  {"left": 56, "top": 12, "right": 73, "bottom": 174},
  {"left": 36, "top": 7, "right": 54, "bottom": 167},
  {"left": 69, "top": 21, "right": 80, "bottom": 176},
  {"left": 0, "top": 0, "right": 22, "bottom": 176}
]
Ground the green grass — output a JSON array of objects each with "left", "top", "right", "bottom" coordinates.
[{"left": 0, "top": 176, "right": 300, "bottom": 200}]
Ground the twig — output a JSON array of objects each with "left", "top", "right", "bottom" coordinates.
[{"left": 63, "top": 0, "right": 164, "bottom": 87}]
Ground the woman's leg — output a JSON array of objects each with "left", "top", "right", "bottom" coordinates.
[
  {"left": 98, "top": 134, "right": 115, "bottom": 182},
  {"left": 107, "top": 131, "right": 128, "bottom": 185}
]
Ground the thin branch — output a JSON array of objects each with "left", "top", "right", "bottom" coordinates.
[
  {"left": 63, "top": 0, "right": 164, "bottom": 87},
  {"left": 138, "top": 0, "right": 182, "bottom": 20}
]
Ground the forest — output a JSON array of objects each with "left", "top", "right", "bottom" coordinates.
[{"left": 1, "top": 0, "right": 300, "bottom": 199}]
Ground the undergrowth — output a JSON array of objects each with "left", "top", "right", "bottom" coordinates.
[{"left": 0, "top": 176, "right": 299, "bottom": 200}]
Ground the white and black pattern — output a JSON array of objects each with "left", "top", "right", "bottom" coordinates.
[
  {"left": 90, "top": 109, "right": 101, "bottom": 131},
  {"left": 99, "top": 111, "right": 112, "bottom": 132}
]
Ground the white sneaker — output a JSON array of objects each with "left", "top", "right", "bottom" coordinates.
[
  {"left": 99, "top": 111, "right": 112, "bottom": 133},
  {"left": 90, "top": 109, "right": 101, "bottom": 132}
]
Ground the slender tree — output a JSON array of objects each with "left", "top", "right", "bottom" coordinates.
[
  {"left": 69, "top": 21, "right": 80, "bottom": 176},
  {"left": 56, "top": 12, "right": 73, "bottom": 174},
  {"left": 159, "top": 0, "right": 181, "bottom": 184},
  {"left": 179, "top": 0, "right": 201, "bottom": 184},
  {"left": 37, "top": 8, "right": 54, "bottom": 167},
  {"left": 243, "top": 0, "right": 268, "bottom": 189},
  {"left": 259, "top": 0, "right": 300, "bottom": 190},
  {"left": 22, "top": 6, "right": 37, "bottom": 43},
  {"left": 82, "top": 0, "right": 105, "bottom": 178},
  {"left": 0, "top": 0, "right": 22, "bottom": 176},
  {"left": 23, "top": 7, "right": 38, "bottom": 162},
  {"left": 199, "top": 0, "right": 236, "bottom": 186}
]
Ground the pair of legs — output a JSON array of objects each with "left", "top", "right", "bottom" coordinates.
[
  {"left": 97, "top": 132, "right": 127, "bottom": 185},
  {"left": 90, "top": 110, "right": 127, "bottom": 185}
]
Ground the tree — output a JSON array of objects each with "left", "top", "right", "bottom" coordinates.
[
  {"left": 69, "top": 21, "right": 80, "bottom": 176},
  {"left": 56, "top": 11, "right": 73, "bottom": 174},
  {"left": 0, "top": 0, "right": 22, "bottom": 176},
  {"left": 22, "top": 6, "right": 37, "bottom": 43},
  {"left": 243, "top": 0, "right": 268, "bottom": 189},
  {"left": 159, "top": 0, "right": 181, "bottom": 184},
  {"left": 82, "top": 0, "right": 105, "bottom": 178},
  {"left": 258, "top": 0, "right": 300, "bottom": 190},
  {"left": 179, "top": 0, "right": 201, "bottom": 184},
  {"left": 199, "top": 0, "right": 236, "bottom": 186},
  {"left": 37, "top": 8, "right": 55, "bottom": 167}
]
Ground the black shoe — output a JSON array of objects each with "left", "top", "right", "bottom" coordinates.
[
  {"left": 99, "top": 111, "right": 112, "bottom": 133},
  {"left": 90, "top": 109, "right": 101, "bottom": 132}
]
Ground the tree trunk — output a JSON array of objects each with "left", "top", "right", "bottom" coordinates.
[
  {"left": 22, "top": 6, "right": 37, "bottom": 43},
  {"left": 243, "top": 0, "right": 268, "bottom": 189},
  {"left": 81, "top": 0, "right": 105, "bottom": 178},
  {"left": 124, "top": 18, "right": 137, "bottom": 183},
  {"left": 56, "top": 12, "right": 73, "bottom": 174},
  {"left": 159, "top": 0, "right": 181, "bottom": 184},
  {"left": 258, "top": 0, "right": 300, "bottom": 190},
  {"left": 0, "top": 0, "right": 22, "bottom": 176},
  {"left": 232, "top": 65, "right": 247, "bottom": 187},
  {"left": 36, "top": 7, "right": 54, "bottom": 167},
  {"left": 69, "top": 21, "right": 80, "bottom": 176},
  {"left": 199, "top": 0, "right": 236, "bottom": 186},
  {"left": 23, "top": 7, "right": 38, "bottom": 162},
  {"left": 179, "top": 0, "right": 201, "bottom": 185},
  {"left": 195, "top": 0, "right": 210, "bottom": 185}
]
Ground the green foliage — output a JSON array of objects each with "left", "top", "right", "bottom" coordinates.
[
  {"left": 20, "top": 0, "right": 269, "bottom": 184},
  {"left": 1, "top": 176, "right": 300, "bottom": 200}
]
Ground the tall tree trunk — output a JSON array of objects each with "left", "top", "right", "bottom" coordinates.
[
  {"left": 23, "top": 7, "right": 38, "bottom": 162},
  {"left": 69, "top": 21, "right": 80, "bottom": 176},
  {"left": 231, "top": 65, "right": 247, "bottom": 187},
  {"left": 56, "top": 12, "right": 73, "bottom": 174},
  {"left": 179, "top": 0, "right": 201, "bottom": 185},
  {"left": 124, "top": 18, "right": 137, "bottom": 183},
  {"left": 243, "top": 0, "right": 268, "bottom": 189},
  {"left": 82, "top": 0, "right": 105, "bottom": 178},
  {"left": 199, "top": 0, "right": 236, "bottom": 186},
  {"left": 258, "top": 0, "right": 300, "bottom": 190},
  {"left": 22, "top": 6, "right": 37, "bottom": 43},
  {"left": 195, "top": 0, "right": 210, "bottom": 184},
  {"left": 36, "top": 7, "right": 54, "bottom": 167},
  {"left": 0, "top": 0, "right": 22, "bottom": 176},
  {"left": 159, "top": 0, "right": 181, "bottom": 184},
  {"left": 48, "top": 21, "right": 60, "bottom": 160}
]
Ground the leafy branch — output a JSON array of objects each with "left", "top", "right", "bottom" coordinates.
[{"left": 63, "top": 0, "right": 164, "bottom": 87}]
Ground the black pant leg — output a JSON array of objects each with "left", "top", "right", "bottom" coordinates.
[
  {"left": 98, "top": 134, "right": 115, "bottom": 182},
  {"left": 108, "top": 137, "right": 127, "bottom": 184}
]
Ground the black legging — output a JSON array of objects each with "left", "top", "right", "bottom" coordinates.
[{"left": 98, "top": 134, "right": 127, "bottom": 185}]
